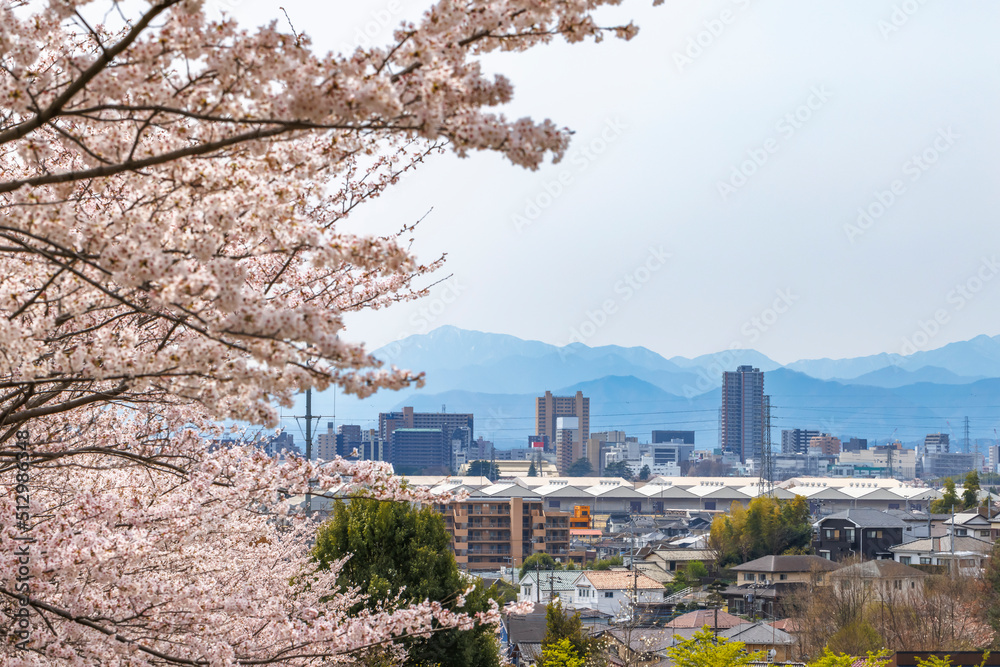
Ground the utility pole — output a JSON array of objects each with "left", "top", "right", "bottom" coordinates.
[
  {"left": 290, "top": 388, "right": 322, "bottom": 515},
  {"left": 965, "top": 416, "right": 971, "bottom": 455}
]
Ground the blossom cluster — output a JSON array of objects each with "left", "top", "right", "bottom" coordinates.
[{"left": 0, "top": 0, "right": 644, "bottom": 663}]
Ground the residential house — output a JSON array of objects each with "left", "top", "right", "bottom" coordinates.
[
  {"left": 944, "top": 511, "right": 994, "bottom": 541},
  {"left": 829, "top": 560, "right": 930, "bottom": 601},
  {"left": 571, "top": 570, "right": 666, "bottom": 618},
  {"left": 720, "top": 622, "right": 797, "bottom": 663},
  {"left": 724, "top": 555, "right": 842, "bottom": 617},
  {"left": 812, "top": 509, "right": 908, "bottom": 561},
  {"left": 889, "top": 534, "right": 992, "bottom": 575},
  {"left": 517, "top": 571, "right": 583, "bottom": 605}
]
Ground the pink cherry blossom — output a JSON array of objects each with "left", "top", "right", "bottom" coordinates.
[{"left": 0, "top": 0, "right": 645, "bottom": 663}]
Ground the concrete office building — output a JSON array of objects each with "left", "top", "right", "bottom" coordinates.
[
  {"left": 924, "top": 433, "right": 949, "bottom": 456},
  {"left": 652, "top": 430, "right": 695, "bottom": 445},
  {"left": 781, "top": 429, "right": 820, "bottom": 455},
  {"left": 379, "top": 406, "right": 474, "bottom": 449},
  {"left": 809, "top": 435, "right": 842, "bottom": 457},
  {"left": 536, "top": 391, "right": 589, "bottom": 453},
  {"left": 721, "top": 366, "right": 766, "bottom": 464},
  {"left": 389, "top": 428, "right": 449, "bottom": 473}
]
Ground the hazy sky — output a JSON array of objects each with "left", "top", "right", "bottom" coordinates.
[{"left": 218, "top": 0, "right": 1000, "bottom": 364}]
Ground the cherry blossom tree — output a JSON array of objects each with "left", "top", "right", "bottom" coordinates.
[{"left": 0, "top": 0, "right": 646, "bottom": 663}]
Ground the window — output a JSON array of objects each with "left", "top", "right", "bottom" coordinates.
[
  {"left": 981, "top": 530, "right": 991, "bottom": 537},
  {"left": 893, "top": 580, "right": 902, "bottom": 590},
  {"left": 577, "top": 588, "right": 589, "bottom": 598},
  {"left": 820, "top": 551, "right": 831, "bottom": 560},
  {"left": 955, "top": 528, "right": 968, "bottom": 537},
  {"left": 867, "top": 530, "right": 883, "bottom": 539},
  {"left": 744, "top": 573, "right": 754, "bottom": 582},
  {"left": 758, "top": 574, "right": 767, "bottom": 582},
  {"left": 522, "top": 586, "right": 531, "bottom": 596},
  {"left": 704, "top": 501, "right": 716, "bottom": 511},
  {"left": 548, "top": 500, "right": 561, "bottom": 509},
  {"left": 899, "top": 557, "right": 911, "bottom": 565},
  {"left": 920, "top": 557, "right": 932, "bottom": 565},
  {"left": 779, "top": 574, "right": 788, "bottom": 581},
  {"left": 846, "top": 528, "right": 855, "bottom": 543},
  {"left": 960, "top": 559, "right": 975, "bottom": 568},
  {"left": 604, "top": 591, "right": 614, "bottom": 598},
  {"left": 630, "top": 501, "right": 642, "bottom": 513}
]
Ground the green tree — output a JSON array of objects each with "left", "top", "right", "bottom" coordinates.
[
  {"left": 467, "top": 460, "right": 500, "bottom": 480},
  {"left": 983, "top": 539, "right": 1000, "bottom": 637},
  {"left": 807, "top": 648, "right": 891, "bottom": 667},
  {"left": 543, "top": 601, "right": 604, "bottom": 663},
  {"left": 542, "top": 637, "right": 584, "bottom": 667},
  {"left": 604, "top": 461, "right": 634, "bottom": 481},
  {"left": 932, "top": 478, "right": 961, "bottom": 513},
  {"left": 708, "top": 495, "right": 813, "bottom": 567},
  {"left": 528, "top": 460, "right": 538, "bottom": 477},
  {"left": 826, "top": 618, "right": 882, "bottom": 657},
  {"left": 313, "top": 497, "right": 501, "bottom": 667},
  {"left": 666, "top": 627, "right": 765, "bottom": 667},
  {"left": 639, "top": 464, "right": 651, "bottom": 481},
  {"left": 963, "top": 470, "right": 981, "bottom": 509},
  {"left": 567, "top": 458, "right": 594, "bottom": 477},
  {"left": 520, "top": 552, "right": 559, "bottom": 580},
  {"left": 591, "top": 555, "right": 623, "bottom": 571}
]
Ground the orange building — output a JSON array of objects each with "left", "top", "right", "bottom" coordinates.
[{"left": 437, "top": 497, "right": 571, "bottom": 571}]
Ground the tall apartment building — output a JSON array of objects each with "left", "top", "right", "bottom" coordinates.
[
  {"left": 781, "top": 429, "right": 820, "bottom": 455},
  {"left": 721, "top": 366, "right": 766, "bottom": 464},
  {"left": 554, "top": 416, "right": 582, "bottom": 475},
  {"left": 536, "top": 391, "right": 589, "bottom": 453},
  {"left": 924, "top": 433, "right": 949, "bottom": 456},
  {"left": 436, "top": 496, "right": 572, "bottom": 571}
]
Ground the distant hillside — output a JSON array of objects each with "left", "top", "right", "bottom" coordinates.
[
  {"left": 840, "top": 365, "right": 983, "bottom": 389},
  {"left": 277, "top": 327, "right": 1000, "bottom": 449}
]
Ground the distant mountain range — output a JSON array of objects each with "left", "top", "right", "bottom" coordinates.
[{"left": 283, "top": 327, "right": 1000, "bottom": 450}]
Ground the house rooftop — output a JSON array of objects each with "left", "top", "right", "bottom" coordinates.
[
  {"left": 575, "top": 570, "right": 664, "bottom": 590},
  {"left": 817, "top": 508, "right": 909, "bottom": 529},
  {"left": 664, "top": 609, "right": 744, "bottom": 629},
  {"left": 731, "top": 554, "right": 843, "bottom": 573},
  {"left": 721, "top": 621, "right": 796, "bottom": 646},
  {"left": 830, "top": 559, "right": 931, "bottom": 579}
]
